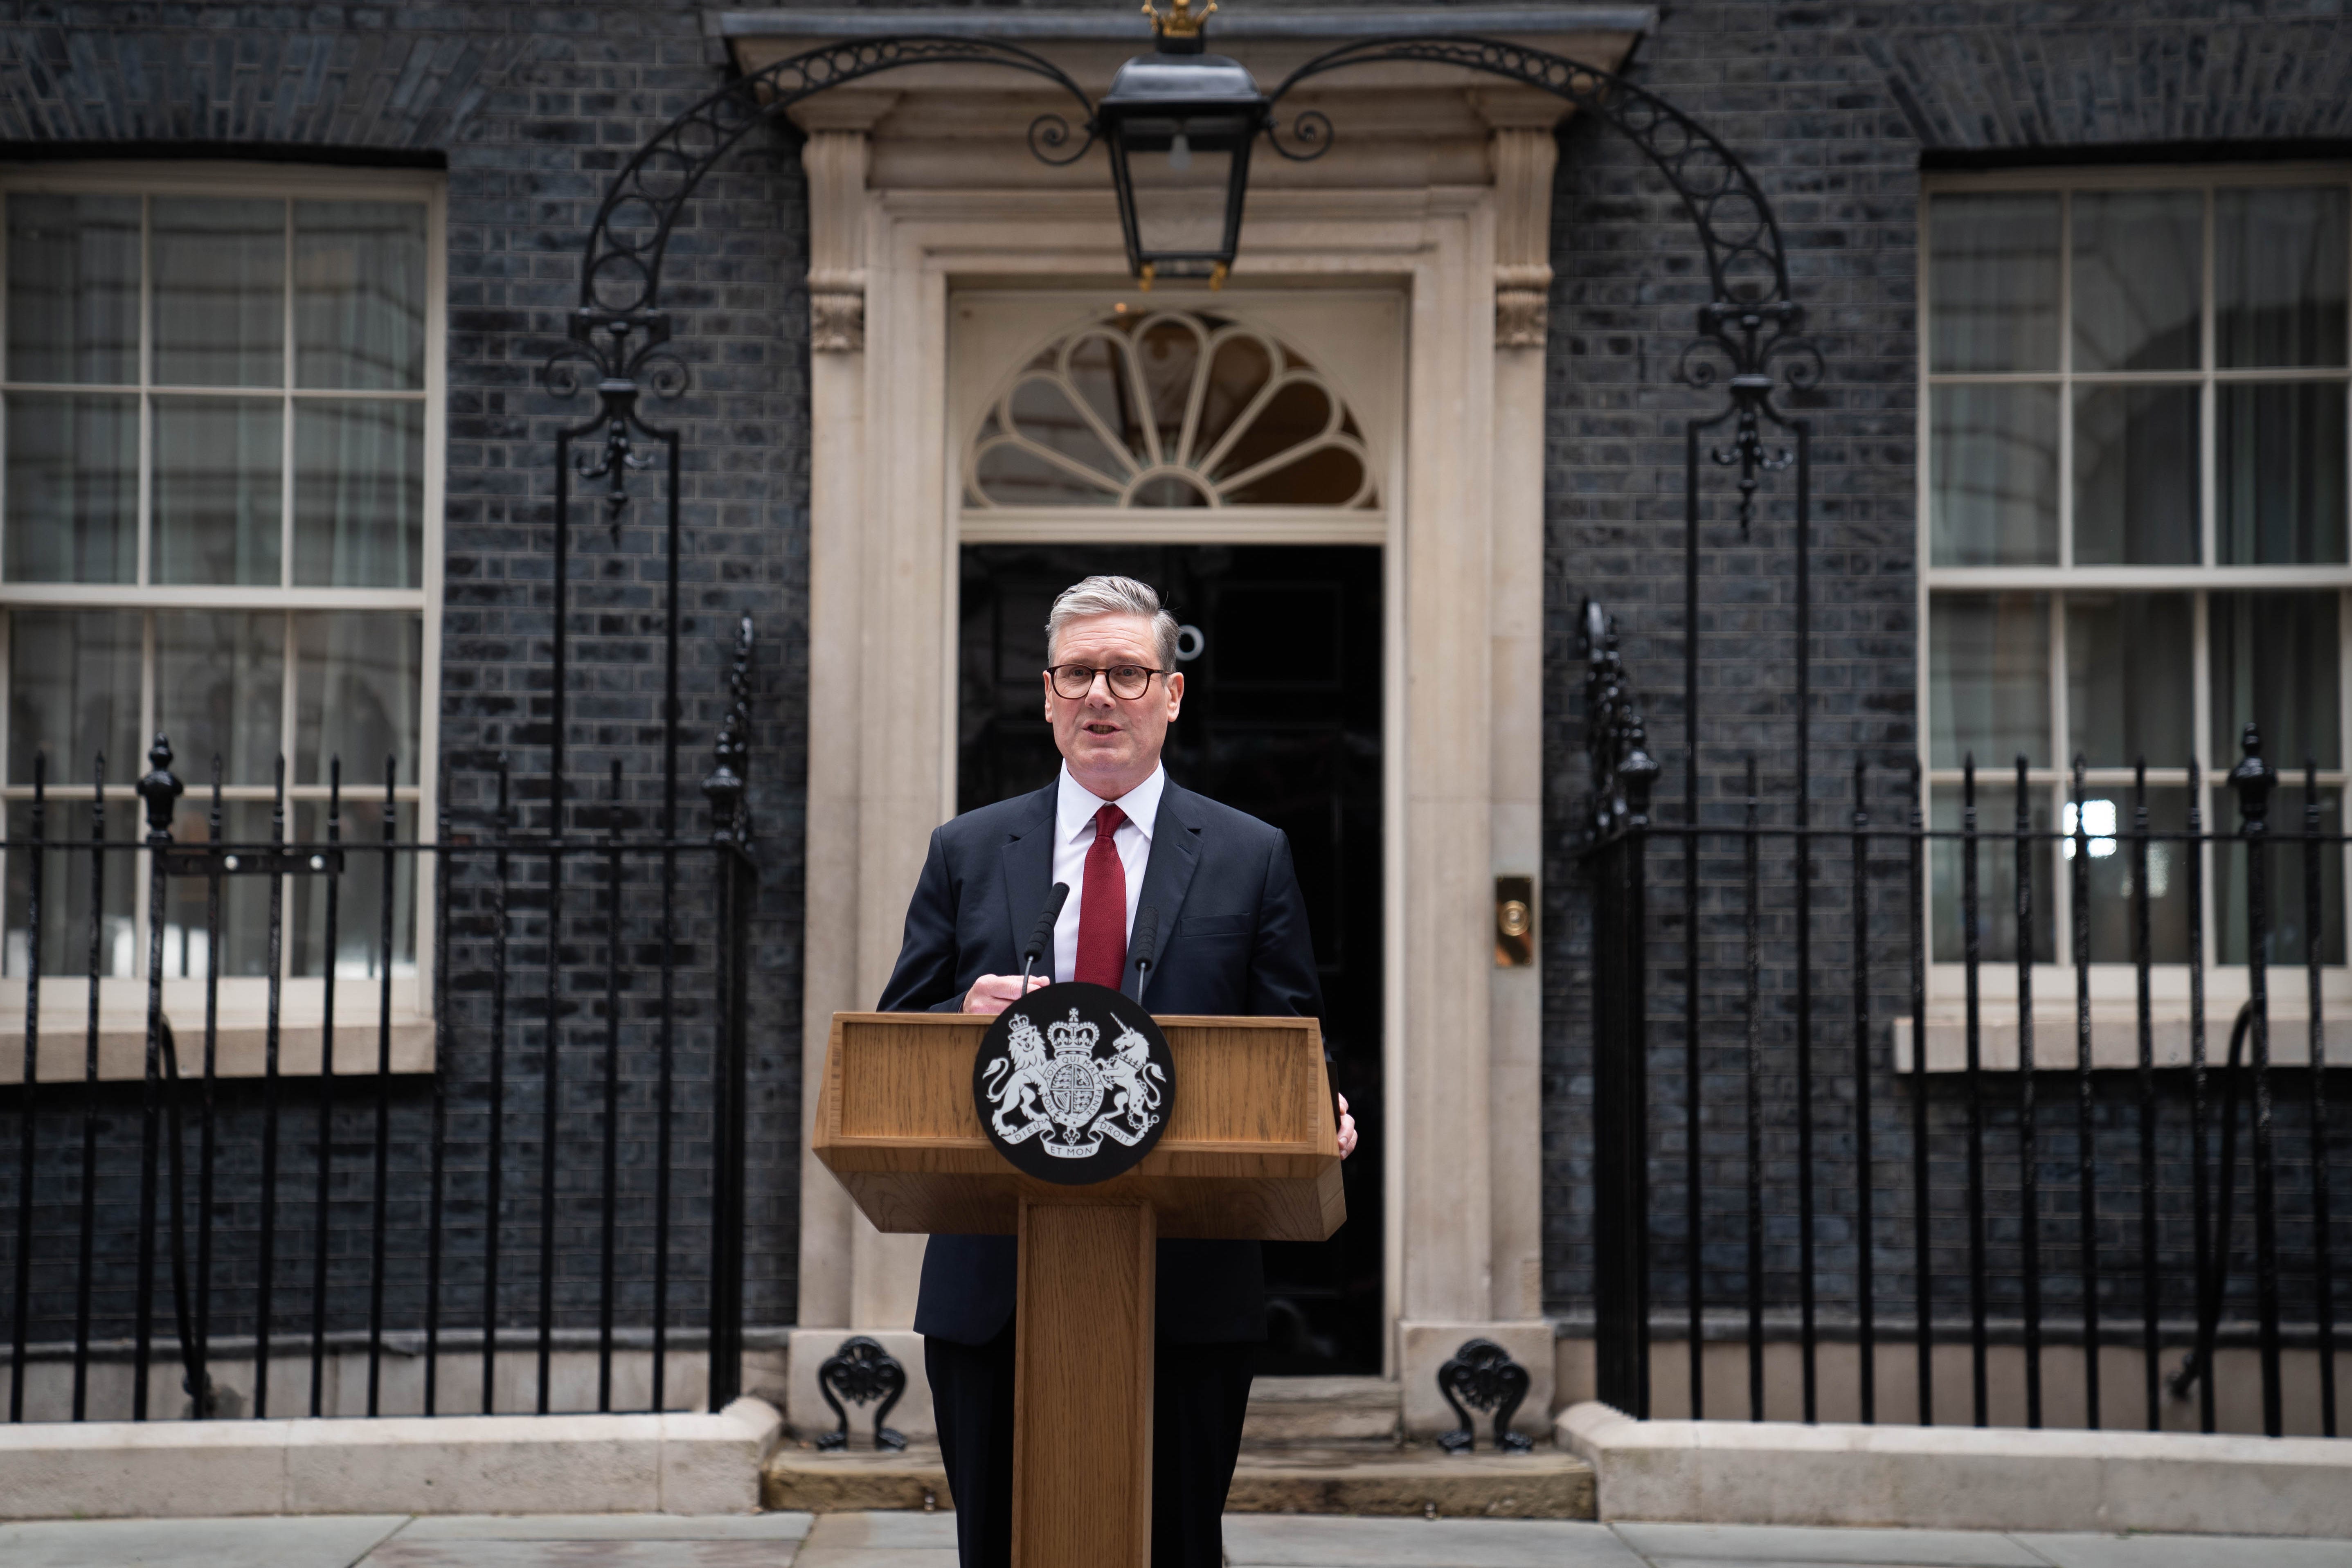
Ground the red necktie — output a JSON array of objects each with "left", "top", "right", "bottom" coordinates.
[{"left": 1074, "top": 803, "right": 1129, "bottom": 988}]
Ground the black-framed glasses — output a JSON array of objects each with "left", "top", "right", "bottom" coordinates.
[{"left": 1047, "top": 663, "right": 1168, "bottom": 700}]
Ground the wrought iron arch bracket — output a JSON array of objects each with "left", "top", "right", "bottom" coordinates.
[
  {"left": 1265, "top": 35, "right": 1821, "bottom": 528},
  {"left": 557, "top": 31, "right": 1820, "bottom": 526},
  {"left": 1267, "top": 37, "right": 1789, "bottom": 310},
  {"left": 544, "top": 37, "right": 1101, "bottom": 508}
]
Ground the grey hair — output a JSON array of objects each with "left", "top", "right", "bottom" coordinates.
[{"left": 1046, "top": 575, "right": 1180, "bottom": 672}]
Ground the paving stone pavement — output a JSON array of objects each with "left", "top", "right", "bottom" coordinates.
[{"left": 2, "top": 1512, "right": 2349, "bottom": 1567}]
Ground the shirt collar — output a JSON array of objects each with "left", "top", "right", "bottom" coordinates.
[{"left": 1058, "top": 762, "right": 1164, "bottom": 845}]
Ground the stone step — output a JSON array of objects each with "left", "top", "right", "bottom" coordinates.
[
  {"left": 761, "top": 1442, "right": 1594, "bottom": 1520},
  {"left": 1226, "top": 1445, "right": 1595, "bottom": 1519},
  {"left": 1241, "top": 1375, "right": 1400, "bottom": 1445}
]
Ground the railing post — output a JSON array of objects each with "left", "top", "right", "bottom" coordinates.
[
  {"left": 702, "top": 616, "right": 755, "bottom": 1410},
  {"left": 1623, "top": 722, "right": 1656, "bottom": 1420},
  {"left": 2308, "top": 760, "right": 2338, "bottom": 1438},
  {"left": 8, "top": 756, "right": 44, "bottom": 1424},
  {"left": 133, "top": 736, "right": 183, "bottom": 1421},
  {"left": 1582, "top": 611, "right": 1655, "bottom": 1418},
  {"left": 2226, "top": 722, "right": 2282, "bottom": 1438}
]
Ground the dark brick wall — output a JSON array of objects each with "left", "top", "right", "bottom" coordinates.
[
  {"left": 4, "top": 0, "right": 2349, "bottom": 1364},
  {"left": 1539, "top": 0, "right": 2352, "bottom": 1331},
  {"left": 0, "top": 0, "right": 810, "bottom": 1347}
]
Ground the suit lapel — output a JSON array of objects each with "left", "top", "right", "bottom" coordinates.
[
  {"left": 997, "top": 784, "right": 1060, "bottom": 977},
  {"left": 1127, "top": 779, "right": 1205, "bottom": 1003}
]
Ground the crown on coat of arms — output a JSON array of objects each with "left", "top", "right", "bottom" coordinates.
[{"left": 1047, "top": 1009, "right": 1100, "bottom": 1060}]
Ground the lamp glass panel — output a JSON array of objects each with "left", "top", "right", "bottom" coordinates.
[{"left": 1119, "top": 116, "right": 1242, "bottom": 264}]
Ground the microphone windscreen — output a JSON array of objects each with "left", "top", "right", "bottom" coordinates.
[
  {"left": 1131, "top": 904, "right": 1160, "bottom": 970},
  {"left": 1024, "top": 882, "right": 1070, "bottom": 963}
]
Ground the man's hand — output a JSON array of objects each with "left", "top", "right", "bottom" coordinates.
[
  {"left": 963, "top": 973, "right": 1049, "bottom": 1015},
  {"left": 1337, "top": 1092, "right": 1357, "bottom": 1159}
]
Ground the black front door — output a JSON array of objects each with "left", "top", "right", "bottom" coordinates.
[{"left": 959, "top": 543, "right": 1384, "bottom": 1376}]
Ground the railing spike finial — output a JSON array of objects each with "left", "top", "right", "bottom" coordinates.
[
  {"left": 1619, "top": 718, "right": 1660, "bottom": 826},
  {"left": 702, "top": 615, "right": 756, "bottom": 845},
  {"left": 136, "top": 734, "right": 184, "bottom": 843},
  {"left": 2228, "top": 721, "right": 2275, "bottom": 833},
  {"left": 1581, "top": 602, "right": 1659, "bottom": 841}
]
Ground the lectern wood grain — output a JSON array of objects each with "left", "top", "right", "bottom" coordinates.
[
  {"left": 1012, "top": 1201, "right": 1155, "bottom": 1568},
  {"left": 813, "top": 1012, "right": 1344, "bottom": 1242},
  {"left": 811, "top": 1010, "right": 1344, "bottom": 1568}
]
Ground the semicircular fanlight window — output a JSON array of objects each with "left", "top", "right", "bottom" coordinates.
[{"left": 965, "top": 310, "right": 1377, "bottom": 510}]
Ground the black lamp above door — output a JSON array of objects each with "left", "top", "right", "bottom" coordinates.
[{"left": 1097, "top": 0, "right": 1269, "bottom": 286}]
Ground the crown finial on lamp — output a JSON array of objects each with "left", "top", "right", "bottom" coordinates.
[{"left": 1141, "top": 0, "right": 1217, "bottom": 40}]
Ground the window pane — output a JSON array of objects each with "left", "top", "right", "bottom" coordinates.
[
  {"left": 294, "top": 200, "right": 428, "bottom": 391},
  {"left": 153, "top": 396, "right": 282, "bottom": 585},
  {"left": 1930, "top": 384, "right": 2058, "bottom": 565},
  {"left": 2209, "top": 591, "right": 2341, "bottom": 772},
  {"left": 4, "top": 393, "right": 136, "bottom": 582},
  {"left": 2073, "top": 384, "right": 2200, "bottom": 565},
  {"left": 294, "top": 399, "right": 422, "bottom": 586},
  {"left": 2072, "top": 190, "right": 2202, "bottom": 372},
  {"left": 1931, "top": 783, "right": 2057, "bottom": 963},
  {"left": 2218, "top": 380, "right": 2348, "bottom": 565},
  {"left": 4, "top": 798, "right": 139, "bottom": 979},
  {"left": 290, "top": 798, "right": 416, "bottom": 979},
  {"left": 1929, "top": 192, "right": 2060, "bottom": 373},
  {"left": 2065, "top": 593, "right": 2193, "bottom": 767},
  {"left": 5, "top": 193, "right": 139, "bottom": 385},
  {"left": 155, "top": 611, "right": 284, "bottom": 787},
  {"left": 151, "top": 197, "right": 284, "bottom": 388},
  {"left": 294, "top": 612, "right": 421, "bottom": 787},
  {"left": 2217, "top": 186, "right": 2350, "bottom": 369},
  {"left": 1931, "top": 593, "right": 2050, "bottom": 769},
  {"left": 7, "top": 609, "right": 140, "bottom": 784},
  {"left": 2071, "top": 785, "right": 2194, "bottom": 965},
  {"left": 2217, "top": 787, "right": 2344, "bottom": 966},
  {"left": 155, "top": 800, "right": 279, "bottom": 981}
]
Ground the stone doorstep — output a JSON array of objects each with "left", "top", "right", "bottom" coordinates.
[
  {"left": 761, "top": 1442, "right": 1595, "bottom": 1520},
  {"left": 1241, "top": 1375, "right": 1401, "bottom": 1445}
]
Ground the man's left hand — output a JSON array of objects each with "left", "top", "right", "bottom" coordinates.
[{"left": 1337, "top": 1092, "right": 1357, "bottom": 1159}]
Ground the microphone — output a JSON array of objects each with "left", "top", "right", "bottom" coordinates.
[
  {"left": 1130, "top": 905, "right": 1161, "bottom": 979},
  {"left": 1019, "top": 883, "right": 1070, "bottom": 988}
]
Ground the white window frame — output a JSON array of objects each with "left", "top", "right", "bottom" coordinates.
[
  {"left": 0, "top": 160, "right": 445, "bottom": 1082},
  {"left": 1911, "top": 161, "right": 2352, "bottom": 1070}
]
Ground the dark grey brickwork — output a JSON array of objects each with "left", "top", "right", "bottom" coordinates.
[
  {"left": 0, "top": 0, "right": 811, "bottom": 1347},
  {"left": 3, "top": 0, "right": 2349, "bottom": 1368},
  {"left": 1540, "top": 1, "right": 2352, "bottom": 1331}
]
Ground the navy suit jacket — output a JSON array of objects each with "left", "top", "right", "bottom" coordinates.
[{"left": 877, "top": 775, "right": 1326, "bottom": 1345}]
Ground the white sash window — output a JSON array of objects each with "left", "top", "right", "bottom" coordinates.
[
  {"left": 0, "top": 163, "right": 443, "bottom": 1077},
  {"left": 1918, "top": 164, "right": 2350, "bottom": 1051}
]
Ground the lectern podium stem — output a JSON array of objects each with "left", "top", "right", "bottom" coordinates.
[{"left": 1012, "top": 1199, "right": 1157, "bottom": 1568}]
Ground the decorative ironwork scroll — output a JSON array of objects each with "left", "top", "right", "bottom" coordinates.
[
  {"left": 1434, "top": 1337, "right": 1535, "bottom": 1454},
  {"left": 815, "top": 1334, "right": 910, "bottom": 1452},
  {"left": 544, "top": 39, "right": 1098, "bottom": 520},
  {"left": 555, "top": 29, "right": 1813, "bottom": 523},
  {"left": 1267, "top": 36, "right": 1819, "bottom": 516}
]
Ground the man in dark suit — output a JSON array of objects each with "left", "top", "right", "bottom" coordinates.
[{"left": 878, "top": 574, "right": 1355, "bottom": 1568}]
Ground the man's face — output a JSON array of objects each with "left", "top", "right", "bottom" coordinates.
[{"left": 1044, "top": 612, "right": 1184, "bottom": 797}]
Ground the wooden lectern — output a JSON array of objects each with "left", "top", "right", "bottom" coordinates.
[{"left": 813, "top": 1011, "right": 1344, "bottom": 1568}]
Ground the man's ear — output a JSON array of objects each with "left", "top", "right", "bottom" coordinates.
[{"left": 1164, "top": 670, "right": 1184, "bottom": 719}]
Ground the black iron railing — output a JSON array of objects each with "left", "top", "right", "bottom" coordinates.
[
  {"left": 1580, "top": 607, "right": 2344, "bottom": 1439},
  {"left": 0, "top": 622, "right": 758, "bottom": 1424}
]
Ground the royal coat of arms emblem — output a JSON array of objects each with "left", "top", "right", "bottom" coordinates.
[{"left": 973, "top": 981, "right": 1174, "bottom": 1184}]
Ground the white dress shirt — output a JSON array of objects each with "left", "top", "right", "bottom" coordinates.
[{"left": 1050, "top": 762, "right": 1163, "bottom": 984}]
